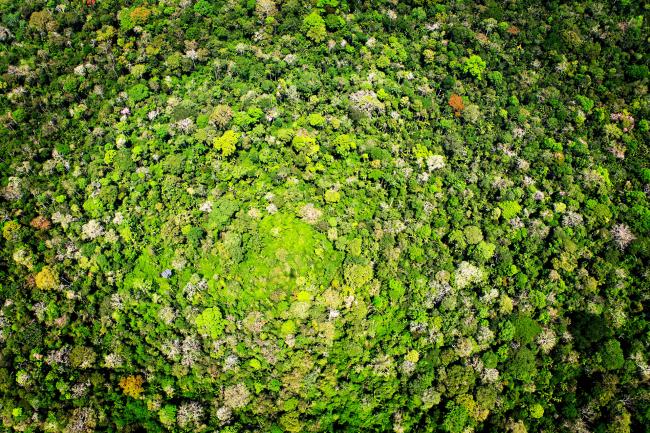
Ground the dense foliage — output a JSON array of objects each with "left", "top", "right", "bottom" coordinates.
[{"left": 1, "top": 0, "right": 649, "bottom": 432}]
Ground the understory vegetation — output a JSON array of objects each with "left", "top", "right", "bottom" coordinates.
[{"left": 0, "top": 0, "right": 649, "bottom": 432}]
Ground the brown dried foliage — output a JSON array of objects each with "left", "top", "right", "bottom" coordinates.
[
  {"left": 507, "top": 26, "right": 520, "bottom": 35},
  {"left": 30, "top": 216, "right": 51, "bottom": 230},
  {"left": 449, "top": 94, "right": 465, "bottom": 116}
]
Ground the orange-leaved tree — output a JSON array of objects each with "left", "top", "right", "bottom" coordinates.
[
  {"left": 119, "top": 375, "right": 144, "bottom": 398},
  {"left": 449, "top": 94, "right": 464, "bottom": 116}
]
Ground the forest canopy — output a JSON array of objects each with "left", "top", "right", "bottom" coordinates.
[{"left": 0, "top": 0, "right": 649, "bottom": 432}]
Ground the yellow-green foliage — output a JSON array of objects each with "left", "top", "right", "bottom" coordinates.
[
  {"left": 405, "top": 350, "right": 420, "bottom": 363},
  {"left": 69, "top": 346, "right": 97, "bottom": 369},
  {"left": 35, "top": 266, "right": 58, "bottom": 290},
  {"left": 213, "top": 130, "right": 240, "bottom": 157},
  {"left": 2, "top": 221, "right": 20, "bottom": 241},
  {"left": 195, "top": 307, "right": 225, "bottom": 339},
  {"left": 498, "top": 200, "right": 522, "bottom": 220},
  {"left": 344, "top": 263, "right": 374, "bottom": 289},
  {"left": 12, "top": 248, "right": 34, "bottom": 269},
  {"left": 475, "top": 241, "right": 496, "bottom": 261},
  {"left": 324, "top": 189, "right": 341, "bottom": 203},
  {"left": 28, "top": 10, "right": 54, "bottom": 32},
  {"left": 308, "top": 113, "right": 326, "bottom": 127},
  {"left": 303, "top": 12, "right": 326, "bottom": 43},
  {"left": 332, "top": 134, "right": 356, "bottom": 156},
  {"left": 292, "top": 131, "right": 319, "bottom": 156},
  {"left": 530, "top": 403, "right": 544, "bottom": 419},
  {"left": 463, "top": 225, "right": 483, "bottom": 244}
]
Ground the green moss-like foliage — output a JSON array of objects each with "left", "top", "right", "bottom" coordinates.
[
  {"left": 443, "top": 404, "right": 469, "bottom": 433},
  {"left": 292, "top": 131, "right": 319, "bottom": 155},
  {"left": 513, "top": 315, "right": 542, "bottom": 345},
  {"left": 499, "top": 200, "right": 522, "bottom": 220},
  {"left": 599, "top": 339, "right": 625, "bottom": 370},
  {"left": 463, "top": 54, "right": 487, "bottom": 80},
  {"left": 127, "top": 83, "right": 149, "bottom": 102},
  {"left": 463, "top": 225, "right": 483, "bottom": 244},
  {"left": 238, "top": 213, "right": 343, "bottom": 299},
  {"left": 344, "top": 263, "right": 374, "bottom": 289},
  {"left": 475, "top": 240, "right": 496, "bottom": 261},
  {"left": 530, "top": 403, "right": 545, "bottom": 419},
  {"left": 332, "top": 134, "right": 357, "bottom": 156},
  {"left": 303, "top": 12, "right": 327, "bottom": 43},
  {"left": 509, "top": 347, "right": 538, "bottom": 382},
  {"left": 195, "top": 307, "right": 225, "bottom": 339}
]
